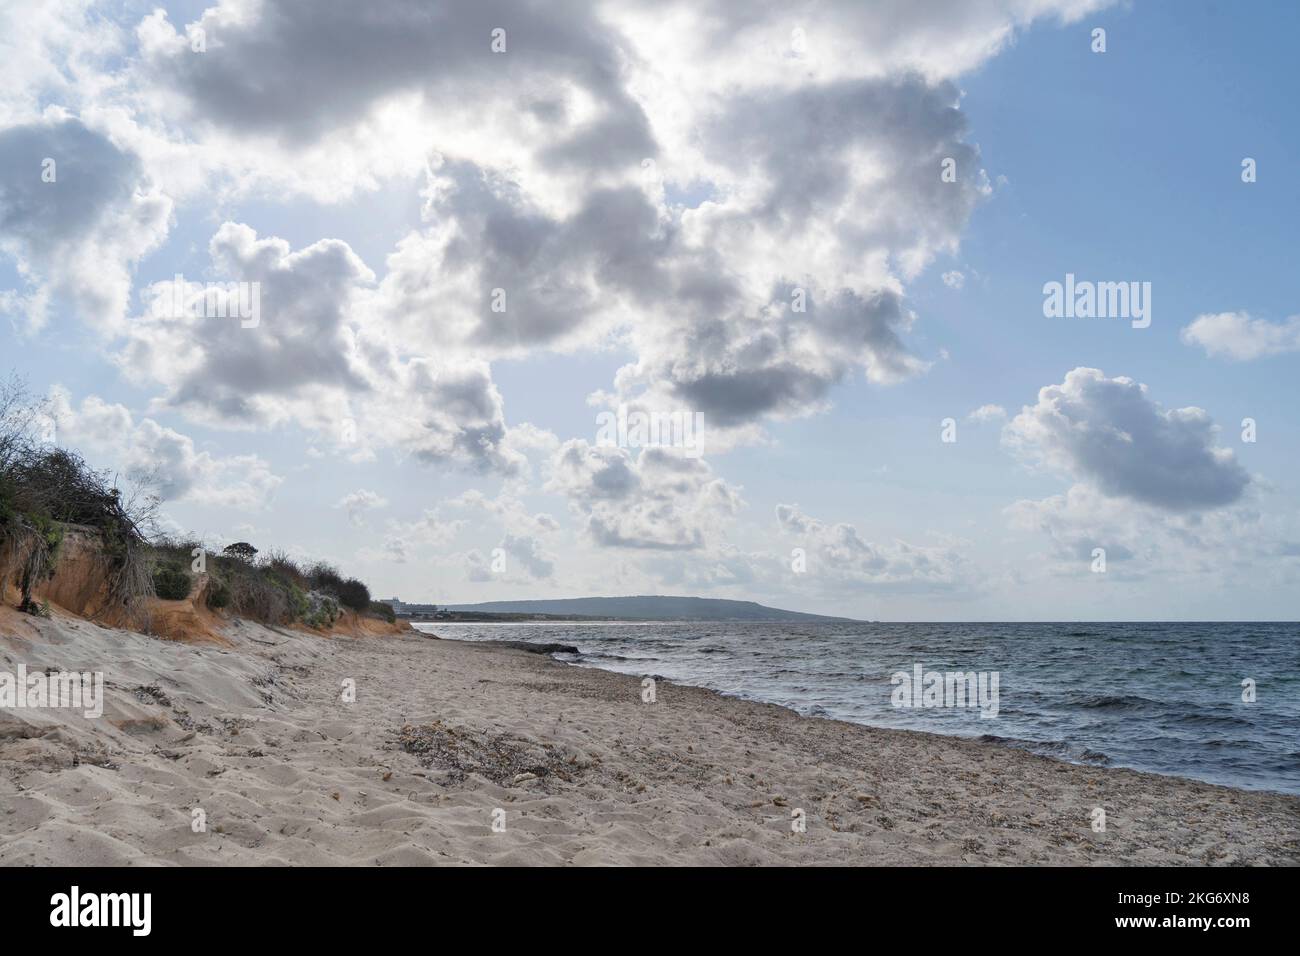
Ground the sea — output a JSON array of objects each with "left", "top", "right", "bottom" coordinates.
[{"left": 413, "top": 620, "right": 1300, "bottom": 795}]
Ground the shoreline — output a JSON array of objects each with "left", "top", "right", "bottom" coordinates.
[
  {"left": 479, "top": 637, "right": 1300, "bottom": 800},
  {"left": 426, "top": 626, "right": 1299, "bottom": 799},
  {"left": 2, "top": 611, "right": 1297, "bottom": 865}
]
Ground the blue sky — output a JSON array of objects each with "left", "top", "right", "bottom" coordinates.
[{"left": 2, "top": 0, "right": 1297, "bottom": 619}]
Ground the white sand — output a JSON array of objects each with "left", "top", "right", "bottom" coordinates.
[{"left": 2, "top": 608, "right": 1296, "bottom": 865}]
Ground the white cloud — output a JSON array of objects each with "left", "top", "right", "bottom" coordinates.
[
  {"left": 1006, "top": 483, "right": 1300, "bottom": 588},
  {"left": 4, "top": 0, "right": 1120, "bottom": 474},
  {"left": 1180, "top": 311, "right": 1300, "bottom": 361},
  {"left": 0, "top": 114, "right": 172, "bottom": 332},
  {"left": 0, "top": 2, "right": 123, "bottom": 126},
  {"left": 547, "top": 439, "right": 743, "bottom": 550},
  {"left": 46, "top": 387, "right": 282, "bottom": 510},
  {"left": 967, "top": 403, "right": 1006, "bottom": 423},
  {"left": 775, "top": 504, "right": 975, "bottom": 593},
  {"left": 449, "top": 489, "right": 559, "bottom": 537},
  {"left": 335, "top": 489, "right": 387, "bottom": 526},
  {"left": 942, "top": 270, "right": 966, "bottom": 289},
  {"left": 117, "top": 221, "right": 534, "bottom": 476},
  {"left": 366, "top": 508, "right": 467, "bottom": 564}
]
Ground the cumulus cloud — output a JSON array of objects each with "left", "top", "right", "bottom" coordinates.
[
  {"left": 1180, "top": 311, "right": 1300, "bottom": 361},
  {"left": 46, "top": 387, "right": 281, "bottom": 510},
  {"left": 127, "top": 2, "right": 1018, "bottom": 444},
  {"left": 0, "top": 114, "right": 171, "bottom": 332},
  {"left": 942, "top": 270, "right": 965, "bottom": 289},
  {"left": 547, "top": 440, "right": 742, "bottom": 550},
  {"left": 117, "top": 0, "right": 1108, "bottom": 201},
  {"left": 1005, "top": 485, "right": 1142, "bottom": 569},
  {"left": 119, "top": 221, "right": 374, "bottom": 426},
  {"left": 603, "top": 75, "right": 988, "bottom": 429},
  {"left": 117, "top": 221, "right": 532, "bottom": 476},
  {"left": 1003, "top": 368, "right": 1249, "bottom": 512},
  {"left": 608, "top": 1, "right": 1112, "bottom": 91}
]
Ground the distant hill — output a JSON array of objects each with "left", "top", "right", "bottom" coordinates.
[{"left": 441, "top": 596, "right": 856, "bottom": 622}]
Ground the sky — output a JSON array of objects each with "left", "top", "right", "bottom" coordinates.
[{"left": 1, "top": 0, "right": 1297, "bottom": 620}]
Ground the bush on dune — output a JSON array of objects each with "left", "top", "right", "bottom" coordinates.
[
  {"left": 306, "top": 561, "right": 343, "bottom": 594},
  {"left": 303, "top": 590, "right": 340, "bottom": 629},
  {"left": 304, "top": 562, "right": 369, "bottom": 612},
  {"left": 211, "top": 556, "right": 302, "bottom": 625},
  {"left": 206, "top": 578, "right": 232, "bottom": 609},
  {"left": 1, "top": 378, "right": 155, "bottom": 618},
  {"left": 264, "top": 549, "right": 309, "bottom": 590},
  {"left": 336, "top": 577, "right": 371, "bottom": 612},
  {"left": 1, "top": 375, "right": 393, "bottom": 631},
  {"left": 151, "top": 564, "right": 192, "bottom": 600}
]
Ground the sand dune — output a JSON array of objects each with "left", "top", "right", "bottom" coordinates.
[{"left": 1, "top": 608, "right": 1296, "bottom": 866}]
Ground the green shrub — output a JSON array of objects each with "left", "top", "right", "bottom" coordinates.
[
  {"left": 206, "top": 578, "right": 232, "bottom": 609},
  {"left": 265, "top": 550, "right": 308, "bottom": 589},
  {"left": 304, "top": 589, "right": 340, "bottom": 629},
  {"left": 226, "top": 566, "right": 294, "bottom": 624},
  {"left": 369, "top": 600, "right": 396, "bottom": 624},
  {"left": 307, "top": 562, "right": 344, "bottom": 594},
  {"left": 152, "top": 564, "right": 192, "bottom": 600},
  {"left": 276, "top": 577, "right": 310, "bottom": 620},
  {"left": 337, "top": 577, "right": 371, "bottom": 611}
]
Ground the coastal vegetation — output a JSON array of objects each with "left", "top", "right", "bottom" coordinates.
[{"left": 0, "top": 376, "right": 392, "bottom": 632}]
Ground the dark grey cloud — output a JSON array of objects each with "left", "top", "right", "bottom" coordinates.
[
  {"left": 122, "top": 222, "right": 371, "bottom": 422},
  {"left": 666, "top": 287, "right": 918, "bottom": 427},
  {"left": 145, "top": 0, "right": 653, "bottom": 161}
]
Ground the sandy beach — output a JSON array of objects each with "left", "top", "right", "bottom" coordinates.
[{"left": 1, "top": 610, "right": 1296, "bottom": 866}]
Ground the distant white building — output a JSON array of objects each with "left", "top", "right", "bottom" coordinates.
[{"left": 377, "top": 597, "right": 412, "bottom": 617}]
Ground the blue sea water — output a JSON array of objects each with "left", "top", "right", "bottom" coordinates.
[{"left": 415, "top": 621, "right": 1300, "bottom": 794}]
